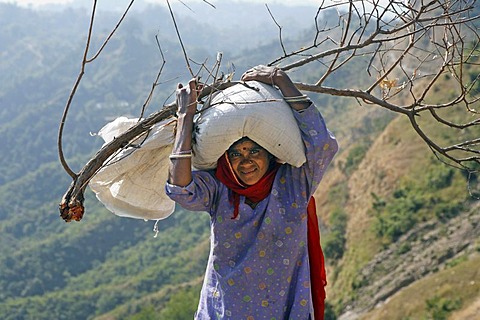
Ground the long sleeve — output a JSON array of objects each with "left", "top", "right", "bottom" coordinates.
[
  {"left": 292, "top": 102, "right": 338, "bottom": 199},
  {"left": 165, "top": 170, "right": 220, "bottom": 213}
]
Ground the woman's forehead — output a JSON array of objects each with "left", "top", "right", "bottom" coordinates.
[{"left": 229, "top": 138, "right": 261, "bottom": 151}]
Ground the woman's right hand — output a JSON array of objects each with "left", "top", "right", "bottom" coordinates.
[
  {"left": 169, "top": 78, "right": 201, "bottom": 187},
  {"left": 176, "top": 78, "right": 201, "bottom": 116}
]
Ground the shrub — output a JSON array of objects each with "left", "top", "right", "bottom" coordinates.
[
  {"left": 425, "top": 295, "right": 462, "bottom": 320},
  {"left": 397, "top": 242, "right": 411, "bottom": 255},
  {"left": 323, "top": 208, "right": 348, "bottom": 261},
  {"left": 343, "top": 144, "right": 369, "bottom": 175},
  {"left": 157, "top": 286, "right": 200, "bottom": 320},
  {"left": 128, "top": 304, "right": 157, "bottom": 320},
  {"left": 324, "top": 301, "right": 337, "bottom": 320},
  {"left": 427, "top": 166, "right": 454, "bottom": 190},
  {"left": 372, "top": 187, "right": 423, "bottom": 243},
  {"left": 434, "top": 202, "right": 464, "bottom": 222}
]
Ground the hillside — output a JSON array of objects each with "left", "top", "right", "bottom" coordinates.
[
  {"left": 0, "top": 2, "right": 478, "bottom": 320},
  {"left": 318, "top": 112, "right": 479, "bottom": 319}
]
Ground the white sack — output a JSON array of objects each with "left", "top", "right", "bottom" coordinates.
[
  {"left": 89, "top": 117, "right": 176, "bottom": 221},
  {"left": 192, "top": 81, "right": 306, "bottom": 170}
]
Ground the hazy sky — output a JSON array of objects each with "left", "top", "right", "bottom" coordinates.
[{"left": 0, "top": 0, "right": 321, "bottom": 7}]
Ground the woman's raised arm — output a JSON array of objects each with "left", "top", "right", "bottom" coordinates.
[{"left": 168, "top": 78, "right": 199, "bottom": 187}]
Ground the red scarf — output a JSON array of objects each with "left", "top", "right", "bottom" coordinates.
[
  {"left": 215, "top": 153, "right": 327, "bottom": 319},
  {"left": 308, "top": 197, "right": 327, "bottom": 320},
  {"left": 215, "top": 152, "right": 280, "bottom": 219}
]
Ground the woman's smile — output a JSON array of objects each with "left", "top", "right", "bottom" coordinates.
[{"left": 241, "top": 168, "right": 256, "bottom": 175}]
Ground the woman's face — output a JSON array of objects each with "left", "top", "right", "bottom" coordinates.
[{"left": 227, "top": 139, "right": 271, "bottom": 186}]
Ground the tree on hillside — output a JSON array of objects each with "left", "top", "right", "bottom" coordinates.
[{"left": 58, "top": 0, "right": 479, "bottom": 222}]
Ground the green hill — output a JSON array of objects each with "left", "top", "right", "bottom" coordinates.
[{"left": 0, "top": 2, "right": 478, "bottom": 320}]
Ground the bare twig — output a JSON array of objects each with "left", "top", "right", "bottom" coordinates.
[
  {"left": 87, "top": 0, "right": 135, "bottom": 62},
  {"left": 57, "top": 0, "right": 98, "bottom": 179},
  {"left": 166, "top": 0, "right": 195, "bottom": 78},
  {"left": 57, "top": 0, "right": 135, "bottom": 179},
  {"left": 58, "top": 81, "right": 236, "bottom": 222},
  {"left": 139, "top": 34, "right": 167, "bottom": 120},
  {"left": 265, "top": 4, "right": 287, "bottom": 57}
]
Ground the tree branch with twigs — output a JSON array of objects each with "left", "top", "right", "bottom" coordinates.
[
  {"left": 276, "top": 0, "right": 479, "bottom": 172},
  {"left": 58, "top": 0, "right": 480, "bottom": 222}
]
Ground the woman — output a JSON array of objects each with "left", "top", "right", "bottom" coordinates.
[{"left": 166, "top": 65, "right": 338, "bottom": 320}]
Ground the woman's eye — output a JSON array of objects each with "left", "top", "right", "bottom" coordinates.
[
  {"left": 229, "top": 152, "right": 240, "bottom": 158},
  {"left": 250, "top": 148, "right": 261, "bottom": 155}
]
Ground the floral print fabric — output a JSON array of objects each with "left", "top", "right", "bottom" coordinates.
[{"left": 166, "top": 103, "right": 338, "bottom": 319}]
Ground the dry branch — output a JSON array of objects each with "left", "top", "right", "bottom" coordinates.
[
  {"left": 275, "top": 0, "right": 480, "bottom": 170},
  {"left": 58, "top": 82, "right": 236, "bottom": 222}
]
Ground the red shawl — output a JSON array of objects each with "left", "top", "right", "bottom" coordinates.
[
  {"left": 215, "top": 153, "right": 327, "bottom": 320},
  {"left": 307, "top": 197, "right": 327, "bottom": 320},
  {"left": 215, "top": 152, "right": 281, "bottom": 219}
]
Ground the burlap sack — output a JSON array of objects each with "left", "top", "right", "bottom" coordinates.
[{"left": 192, "top": 81, "right": 306, "bottom": 170}]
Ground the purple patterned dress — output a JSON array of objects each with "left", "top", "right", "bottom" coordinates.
[{"left": 166, "top": 104, "right": 338, "bottom": 319}]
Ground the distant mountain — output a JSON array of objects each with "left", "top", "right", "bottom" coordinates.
[{"left": 0, "top": 2, "right": 478, "bottom": 320}]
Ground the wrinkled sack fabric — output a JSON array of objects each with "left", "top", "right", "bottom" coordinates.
[
  {"left": 192, "top": 80, "right": 306, "bottom": 170},
  {"left": 89, "top": 117, "right": 176, "bottom": 221}
]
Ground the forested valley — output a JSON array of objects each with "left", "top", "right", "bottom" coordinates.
[{"left": 0, "top": 1, "right": 478, "bottom": 319}]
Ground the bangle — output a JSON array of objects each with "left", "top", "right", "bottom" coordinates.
[
  {"left": 269, "top": 66, "right": 280, "bottom": 87},
  {"left": 172, "top": 149, "right": 192, "bottom": 155},
  {"left": 284, "top": 95, "right": 311, "bottom": 103},
  {"left": 169, "top": 153, "right": 192, "bottom": 160},
  {"left": 169, "top": 149, "right": 192, "bottom": 160}
]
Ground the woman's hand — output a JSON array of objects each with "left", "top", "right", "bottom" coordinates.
[
  {"left": 176, "top": 78, "right": 201, "bottom": 116},
  {"left": 241, "top": 65, "right": 309, "bottom": 111},
  {"left": 169, "top": 78, "right": 202, "bottom": 187},
  {"left": 241, "top": 65, "right": 283, "bottom": 86}
]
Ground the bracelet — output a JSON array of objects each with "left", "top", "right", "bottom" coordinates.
[
  {"left": 172, "top": 149, "right": 192, "bottom": 155},
  {"left": 169, "top": 153, "right": 192, "bottom": 160},
  {"left": 169, "top": 149, "right": 193, "bottom": 160},
  {"left": 284, "top": 95, "right": 311, "bottom": 103},
  {"left": 269, "top": 66, "right": 280, "bottom": 87}
]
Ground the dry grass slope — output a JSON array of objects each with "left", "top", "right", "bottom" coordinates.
[{"left": 316, "top": 99, "right": 479, "bottom": 319}]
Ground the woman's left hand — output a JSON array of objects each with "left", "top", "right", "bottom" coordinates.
[
  {"left": 241, "top": 65, "right": 280, "bottom": 85},
  {"left": 241, "top": 65, "right": 309, "bottom": 111}
]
